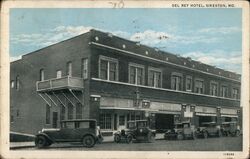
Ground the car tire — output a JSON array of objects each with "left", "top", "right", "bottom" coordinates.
[
  {"left": 234, "top": 130, "right": 240, "bottom": 137},
  {"left": 35, "top": 136, "right": 47, "bottom": 148},
  {"left": 203, "top": 131, "right": 208, "bottom": 139},
  {"left": 147, "top": 133, "right": 155, "bottom": 143},
  {"left": 82, "top": 135, "right": 95, "bottom": 148},
  {"left": 126, "top": 134, "right": 133, "bottom": 144},
  {"left": 177, "top": 133, "right": 184, "bottom": 140},
  {"left": 114, "top": 134, "right": 121, "bottom": 143}
]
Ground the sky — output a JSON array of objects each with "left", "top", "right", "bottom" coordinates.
[{"left": 10, "top": 8, "right": 242, "bottom": 73}]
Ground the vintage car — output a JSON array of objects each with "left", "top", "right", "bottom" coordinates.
[
  {"left": 221, "top": 121, "right": 241, "bottom": 137},
  {"left": 35, "top": 119, "right": 103, "bottom": 148},
  {"left": 196, "top": 122, "right": 222, "bottom": 138},
  {"left": 114, "top": 120, "right": 156, "bottom": 143},
  {"left": 164, "top": 121, "right": 197, "bottom": 140}
]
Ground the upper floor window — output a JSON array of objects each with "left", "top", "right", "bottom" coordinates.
[
  {"left": 66, "top": 62, "right": 72, "bottom": 77},
  {"left": 186, "top": 76, "right": 192, "bottom": 91},
  {"left": 82, "top": 58, "right": 88, "bottom": 79},
  {"left": 16, "top": 75, "right": 20, "bottom": 90},
  {"left": 39, "top": 69, "right": 44, "bottom": 81},
  {"left": 171, "top": 73, "right": 182, "bottom": 91},
  {"left": 129, "top": 63, "right": 145, "bottom": 85},
  {"left": 99, "top": 56, "right": 118, "bottom": 81},
  {"left": 10, "top": 80, "right": 15, "bottom": 88},
  {"left": 194, "top": 78, "right": 204, "bottom": 94},
  {"left": 232, "top": 88, "right": 239, "bottom": 99},
  {"left": 56, "top": 70, "right": 62, "bottom": 78},
  {"left": 210, "top": 81, "right": 218, "bottom": 96},
  {"left": 148, "top": 67, "right": 162, "bottom": 88},
  {"left": 221, "top": 85, "right": 228, "bottom": 98}
]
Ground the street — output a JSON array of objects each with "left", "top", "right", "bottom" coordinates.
[{"left": 18, "top": 136, "right": 242, "bottom": 151}]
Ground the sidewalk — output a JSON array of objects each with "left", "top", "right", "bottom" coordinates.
[{"left": 10, "top": 133, "right": 165, "bottom": 149}]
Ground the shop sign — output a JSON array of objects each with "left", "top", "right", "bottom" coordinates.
[{"left": 221, "top": 108, "right": 237, "bottom": 115}]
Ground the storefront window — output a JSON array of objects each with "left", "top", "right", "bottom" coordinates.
[
  {"left": 99, "top": 113, "right": 112, "bottom": 129},
  {"left": 46, "top": 104, "right": 50, "bottom": 124},
  {"left": 60, "top": 104, "right": 65, "bottom": 120},
  {"left": 119, "top": 115, "right": 125, "bottom": 126}
]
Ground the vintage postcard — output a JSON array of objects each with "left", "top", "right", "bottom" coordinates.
[{"left": 0, "top": 0, "right": 249, "bottom": 159}]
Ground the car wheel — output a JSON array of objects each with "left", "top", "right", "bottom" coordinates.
[
  {"left": 147, "top": 133, "right": 155, "bottom": 143},
  {"left": 177, "top": 133, "right": 184, "bottom": 140},
  {"left": 35, "top": 136, "right": 47, "bottom": 148},
  {"left": 82, "top": 135, "right": 95, "bottom": 148},
  {"left": 114, "top": 134, "right": 121, "bottom": 143},
  {"left": 126, "top": 134, "right": 133, "bottom": 144},
  {"left": 203, "top": 131, "right": 208, "bottom": 139},
  {"left": 234, "top": 130, "right": 240, "bottom": 137}
]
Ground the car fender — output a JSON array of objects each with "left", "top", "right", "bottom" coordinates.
[{"left": 36, "top": 133, "right": 54, "bottom": 143}]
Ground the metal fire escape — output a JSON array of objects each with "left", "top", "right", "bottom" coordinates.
[{"left": 36, "top": 76, "right": 84, "bottom": 107}]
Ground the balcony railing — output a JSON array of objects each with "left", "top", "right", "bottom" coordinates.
[{"left": 36, "top": 76, "right": 84, "bottom": 92}]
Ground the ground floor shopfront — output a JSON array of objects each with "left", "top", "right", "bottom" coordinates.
[{"left": 95, "top": 96, "right": 242, "bottom": 133}]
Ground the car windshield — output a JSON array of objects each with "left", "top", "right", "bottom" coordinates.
[
  {"left": 127, "top": 122, "right": 136, "bottom": 129},
  {"left": 175, "top": 124, "right": 183, "bottom": 129},
  {"left": 137, "top": 121, "right": 147, "bottom": 127}
]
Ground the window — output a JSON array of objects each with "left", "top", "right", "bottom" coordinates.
[
  {"left": 82, "top": 58, "right": 88, "bottom": 79},
  {"left": 46, "top": 104, "right": 51, "bottom": 124},
  {"left": 16, "top": 75, "right": 20, "bottom": 90},
  {"left": 56, "top": 70, "right": 62, "bottom": 78},
  {"left": 99, "top": 113, "right": 112, "bottom": 129},
  {"left": 232, "top": 88, "right": 239, "bottom": 99},
  {"left": 194, "top": 79, "right": 204, "bottom": 94},
  {"left": 129, "top": 63, "right": 145, "bottom": 85},
  {"left": 186, "top": 76, "right": 192, "bottom": 91},
  {"left": 67, "top": 103, "right": 74, "bottom": 120},
  {"left": 10, "top": 80, "right": 15, "bottom": 88},
  {"left": 66, "top": 62, "right": 72, "bottom": 77},
  {"left": 171, "top": 73, "right": 182, "bottom": 91},
  {"left": 99, "top": 56, "right": 118, "bottom": 81},
  {"left": 39, "top": 69, "right": 44, "bottom": 81},
  {"left": 76, "top": 103, "right": 83, "bottom": 119},
  {"left": 210, "top": 81, "right": 218, "bottom": 96},
  {"left": 119, "top": 115, "right": 125, "bottom": 126},
  {"left": 148, "top": 67, "right": 162, "bottom": 88},
  {"left": 60, "top": 104, "right": 65, "bottom": 120},
  {"left": 221, "top": 85, "right": 228, "bottom": 98}
]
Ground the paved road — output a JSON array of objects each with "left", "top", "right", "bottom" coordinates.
[{"left": 19, "top": 136, "right": 242, "bottom": 151}]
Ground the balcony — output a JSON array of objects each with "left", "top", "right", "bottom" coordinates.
[{"left": 36, "top": 76, "right": 84, "bottom": 92}]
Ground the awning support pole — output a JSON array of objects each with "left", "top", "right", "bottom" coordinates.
[
  {"left": 69, "top": 89, "right": 83, "bottom": 105},
  {"left": 52, "top": 92, "right": 66, "bottom": 108},
  {"left": 45, "top": 92, "right": 57, "bottom": 106}
]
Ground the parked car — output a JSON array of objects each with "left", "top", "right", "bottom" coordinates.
[
  {"left": 221, "top": 121, "right": 241, "bottom": 137},
  {"left": 164, "top": 121, "right": 197, "bottom": 140},
  {"left": 35, "top": 119, "right": 102, "bottom": 148},
  {"left": 196, "top": 122, "right": 222, "bottom": 138},
  {"left": 114, "top": 120, "right": 156, "bottom": 143}
]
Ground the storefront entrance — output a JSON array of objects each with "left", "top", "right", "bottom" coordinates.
[{"left": 155, "top": 114, "right": 174, "bottom": 132}]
